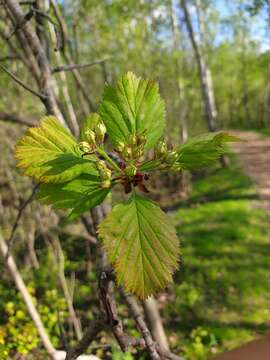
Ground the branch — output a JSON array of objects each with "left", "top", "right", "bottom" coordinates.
[
  {"left": 0, "top": 54, "right": 20, "bottom": 61},
  {"left": 98, "top": 270, "right": 145, "bottom": 352},
  {"left": 0, "top": 111, "right": 36, "bottom": 126},
  {"left": 6, "top": 7, "right": 34, "bottom": 39},
  {"left": 52, "top": 58, "right": 110, "bottom": 74},
  {"left": 5, "top": 183, "right": 39, "bottom": 261},
  {"left": 121, "top": 291, "right": 185, "bottom": 360},
  {"left": 4, "top": 0, "right": 66, "bottom": 125},
  {"left": 121, "top": 291, "right": 160, "bottom": 360},
  {"left": 65, "top": 318, "right": 104, "bottom": 360},
  {"left": 0, "top": 64, "right": 45, "bottom": 99}
]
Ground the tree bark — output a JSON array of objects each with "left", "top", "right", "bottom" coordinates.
[
  {"left": 143, "top": 296, "right": 169, "bottom": 351},
  {"left": 180, "top": 0, "right": 218, "bottom": 132},
  {"left": 4, "top": 0, "right": 66, "bottom": 126},
  {"left": 0, "top": 232, "right": 57, "bottom": 359}
]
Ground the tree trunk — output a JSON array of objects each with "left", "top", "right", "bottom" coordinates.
[
  {"left": 0, "top": 232, "right": 99, "bottom": 360},
  {"left": 0, "top": 232, "right": 57, "bottom": 359},
  {"left": 180, "top": 0, "right": 218, "bottom": 132}
]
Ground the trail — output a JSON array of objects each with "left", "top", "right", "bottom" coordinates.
[{"left": 231, "top": 131, "right": 270, "bottom": 205}]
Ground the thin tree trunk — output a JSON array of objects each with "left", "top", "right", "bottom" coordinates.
[
  {"left": 50, "top": 234, "right": 83, "bottom": 340},
  {"left": 0, "top": 232, "right": 57, "bottom": 359},
  {"left": 180, "top": 0, "right": 218, "bottom": 132},
  {"left": 170, "top": 0, "right": 188, "bottom": 143},
  {"left": 4, "top": 0, "right": 66, "bottom": 126}
]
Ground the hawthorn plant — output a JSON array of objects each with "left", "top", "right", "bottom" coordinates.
[{"left": 15, "top": 72, "right": 238, "bottom": 299}]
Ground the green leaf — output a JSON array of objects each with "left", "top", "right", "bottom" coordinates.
[
  {"left": 98, "top": 193, "right": 180, "bottom": 299},
  {"left": 99, "top": 72, "right": 165, "bottom": 150},
  {"left": 15, "top": 116, "right": 98, "bottom": 183},
  {"left": 175, "top": 132, "right": 240, "bottom": 170},
  {"left": 39, "top": 173, "right": 110, "bottom": 220}
]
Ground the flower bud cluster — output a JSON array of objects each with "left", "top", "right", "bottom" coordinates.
[
  {"left": 78, "top": 120, "right": 107, "bottom": 155},
  {"left": 115, "top": 133, "right": 147, "bottom": 162},
  {"left": 154, "top": 140, "right": 179, "bottom": 168},
  {"left": 96, "top": 160, "right": 112, "bottom": 188}
]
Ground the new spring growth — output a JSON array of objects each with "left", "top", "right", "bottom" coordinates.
[
  {"left": 96, "top": 160, "right": 112, "bottom": 188},
  {"left": 79, "top": 141, "right": 93, "bottom": 154},
  {"left": 128, "top": 133, "right": 147, "bottom": 160},
  {"left": 154, "top": 139, "right": 167, "bottom": 159},
  {"left": 125, "top": 163, "right": 137, "bottom": 177},
  {"left": 115, "top": 141, "right": 125, "bottom": 152},
  {"left": 95, "top": 121, "right": 106, "bottom": 144},
  {"left": 165, "top": 151, "right": 178, "bottom": 165},
  {"left": 85, "top": 129, "right": 96, "bottom": 146}
]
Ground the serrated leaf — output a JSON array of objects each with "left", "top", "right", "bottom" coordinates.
[
  {"left": 39, "top": 173, "right": 110, "bottom": 220},
  {"left": 175, "top": 132, "right": 240, "bottom": 170},
  {"left": 98, "top": 193, "right": 180, "bottom": 299},
  {"left": 99, "top": 71, "right": 165, "bottom": 150},
  {"left": 15, "top": 116, "right": 98, "bottom": 183}
]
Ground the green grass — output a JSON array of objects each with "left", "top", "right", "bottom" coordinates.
[
  {"left": 256, "top": 128, "right": 270, "bottom": 137},
  {"left": 166, "top": 157, "right": 270, "bottom": 359}
]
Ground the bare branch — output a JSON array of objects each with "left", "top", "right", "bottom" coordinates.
[
  {"left": 6, "top": 7, "right": 34, "bottom": 39},
  {"left": 65, "top": 318, "right": 104, "bottom": 360},
  {"left": 121, "top": 291, "right": 161, "bottom": 360},
  {"left": 52, "top": 58, "right": 110, "bottom": 74},
  {"left": 121, "top": 291, "right": 185, "bottom": 360},
  {"left": 4, "top": 0, "right": 66, "bottom": 125},
  {"left": 0, "top": 112, "right": 36, "bottom": 126},
  {"left": 6, "top": 183, "right": 39, "bottom": 261},
  {"left": 0, "top": 54, "right": 20, "bottom": 61},
  {"left": 0, "top": 64, "right": 45, "bottom": 99}
]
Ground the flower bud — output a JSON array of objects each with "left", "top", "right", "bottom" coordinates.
[
  {"left": 96, "top": 160, "right": 108, "bottom": 172},
  {"left": 115, "top": 141, "right": 125, "bottom": 152},
  {"left": 125, "top": 164, "right": 137, "bottom": 177},
  {"left": 85, "top": 129, "right": 96, "bottom": 145},
  {"left": 129, "top": 134, "right": 137, "bottom": 146},
  {"left": 137, "top": 133, "right": 147, "bottom": 147},
  {"left": 154, "top": 140, "right": 167, "bottom": 159},
  {"left": 165, "top": 151, "right": 178, "bottom": 164},
  {"left": 96, "top": 160, "right": 112, "bottom": 187},
  {"left": 133, "top": 144, "right": 144, "bottom": 159},
  {"left": 95, "top": 122, "right": 106, "bottom": 143},
  {"left": 78, "top": 141, "right": 92, "bottom": 153},
  {"left": 101, "top": 179, "right": 111, "bottom": 188},
  {"left": 122, "top": 146, "right": 132, "bottom": 160}
]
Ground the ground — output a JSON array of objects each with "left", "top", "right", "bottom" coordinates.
[{"left": 163, "top": 132, "right": 270, "bottom": 359}]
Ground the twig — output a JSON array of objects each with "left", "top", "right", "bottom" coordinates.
[
  {"left": 0, "top": 112, "right": 36, "bottom": 126},
  {"left": 4, "top": 0, "right": 66, "bottom": 125},
  {"left": 0, "top": 64, "right": 45, "bottom": 99},
  {"left": 52, "top": 58, "right": 110, "bottom": 73},
  {"left": 0, "top": 54, "right": 20, "bottom": 61},
  {"left": 98, "top": 270, "right": 145, "bottom": 352},
  {"left": 120, "top": 290, "right": 161, "bottom": 360},
  {"left": 65, "top": 318, "right": 104, "bottom": 360},
  {"left": 6, "top": 7, "right": 34, "bottom": 39},
  {"left": 5, "top": 183, "right": 39, "bottom": 261},
  {"left": 121, "top": 290, "right": 185, "bottom": 360}
]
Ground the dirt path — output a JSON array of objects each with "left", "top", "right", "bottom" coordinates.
[{"left": 231, "top": 131, "right": 270, "bottom": 202}]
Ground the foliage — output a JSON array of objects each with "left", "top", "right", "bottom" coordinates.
[
  {"left": 99, "top": 192, "right": 179, "bottom": 298},
  {"left": 15, "top": 72, "right": 238, "bottom": 299},
  {"left": 0, "top": 285, "right": 67, "bottom": 357},
  {"left": 166, "top": 158, "right": 270, "bottom": 359}
]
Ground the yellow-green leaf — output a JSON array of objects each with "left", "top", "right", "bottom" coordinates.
[
  {"left": 39, "top": 173, "right": 110, "bottom": 220},
  {"left": 98, "top": 193, "right": 180, "bottom": 299},
  {"left": 15, "top": 116, "right": 98, "bottom": 183}
]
